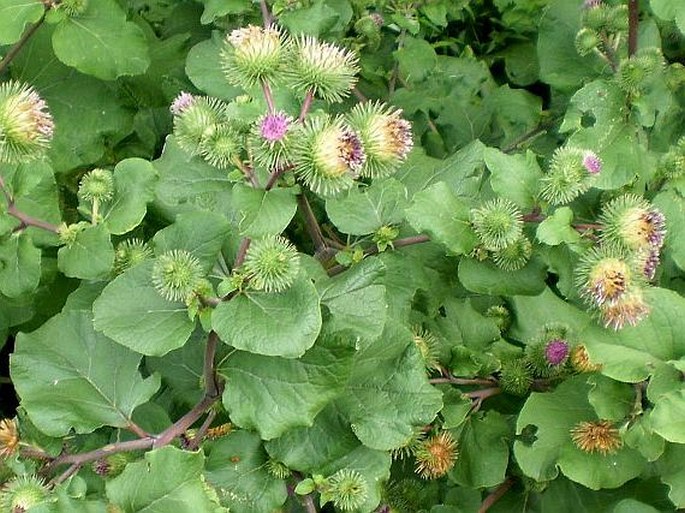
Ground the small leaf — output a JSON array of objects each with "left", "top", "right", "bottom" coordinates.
[
  {"left": 57, "top": 224, "right": 114, "bottom": 280},
  {"left": 93, "top": 261, "right": 195, "bottom": 356},
  {"left": 326, "top": 179, "right": 408, "bottom": 235},
  {"left": 205, "top": 431, "right": 287, "bottom": 513},
  {"left": 650, "top": 389, "right": 685, "bottom": 443},
  {"left": 52, "top": 0, "right": 149, "bottom": 80},
  {"left": 11, "top": 310, "right": 160, "bottom": 436},
  {"left": 101, "top": 158, "right": 158, "bottom": 235},
  {"left": 186, "top": 35, "right": 243, "bottom": 101},
  {"left": 657, "top": 443, "right": 685, "bottom": 508},
  {"left": 232, "top": 184, "right": 298, "bottom": 237},
  {"left": 536, "top": 207, "right": 582, "bottom": 246},
  {"left": 406, "top": 182, "right": 477, "bottom": 255},
  {"left": 107, "top": 446, "right": 224, "bottom": 513},
  {"left": 198, "top": 0, "right": 251, "bottom": 24},
  {"left": 0, "top": 233, "right": 41, "bottom": 297},
  {"left": 212, "top": 273, "right": 322, "bottom": 358},
  {"left": 484, "top": 147, "right": 542, "bottom": 209}
]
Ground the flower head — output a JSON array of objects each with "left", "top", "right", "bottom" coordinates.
[
  {"left": 113, "top": 239, "right": 153, "bottom": 275},
  {"left": 544, "top": 339, "right": 570, "bottom": 366},
  {"left": 492, "top": 235, "right": 532, "bottom": 271},
  {"left": 260, "top": 112, "right": 290, "bottom": 141},
  {"left": 0, "top": 418, "right": 19, "bottom": 459},
  {"left": 78, "top": 168, "right": 114, "bottom": 203},
  {"left": 499, "top": 358, "right": 533, "bottom": 396},
  {"left": 221, "top": 25, "right": 286, "bottom": 88},
  {"left": 414, "top": 431, "right": 458, "bottom": 479},
  {"left": 636, "top": 247, "right": 660, "bottom": 281},
  {"left": 170, "top": 92, "right": 196, "bottom": 115},
  {"left": 198, "top": 124, "right": 240, "bottom": 169},
  {"left": 582, "top": 151, "right": 602, "bottom": 174},
  {"left": 152, "top": 250, "right": 205, "bottom": 303},
  {"left": 251, "top": 111, "right": 294, "bottom": 170},
  {"left": 243, "top": 236, "right": 300, "bottom": 293},
  {"left": 570, "top": 344, "right": 602, "bottom": 373},
  {"left": 571, "top": 420, "right": 622, "bottom": 455},
  {"left": 292, "top": 115, "right": 365, "bottom": 196},
  {"left": 0, "top": 81, "right": 54, "bottom": 163},
  {"left": 411, "top": 326, "right": 441, "bottom": 371},
  {"left": 470, "top": 198, "right": 523, "bottom": 251},
  {"left": 172, "top": 96, "right": 228, "bottom": 156},
  {"left": 286, "top": 36, "right": 359, "bottom": 102},
  {"left": 599, "top": 289, "right": 650, "bottom": 330},
  {"left": 539, "top": 146, "right": 598, "bottom": 205},
  {"left": 599, "top": 195, "right": 666, "bottom": 251},
  {"left": 346, "top": 101, "right": 413, "bottom": 178}
]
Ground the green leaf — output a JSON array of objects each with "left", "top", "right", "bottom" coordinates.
[
  {"left": 101, "top": 158, "right": 158, "bottom": 235},
  {"left": 212, "top": 273, "right": 322, "bottom": 358},
  {"left": 186, "top": 35, "right": 243, "bottom": 101},
  {"left": 93, "top": 261, "right": 195, "bottom": 356},
  {"left": 219, "top": 334, "right": 355, "bottom": 439},
  {"left": 587, "top": 375, "right": 634, "bottom": 421},
  {"left": 653, "top": 190, "right": 685, "bottom": 272},
  {"left": 107, "top": 446, "right": 225, "bottom": 513},
  {"left": 0, "top": 233, "right": 41, "bottom": 297},
  {"left": 266, "top": 403, "right": 391, "bottom": 513},
  {"left": 57, "top": 224, "right": 114, "bottom": 280},
  {"left": 154, "top": 136, "right": 234, "bottom": 218},
  {"left": 326, "top": 179, "right": 408, "bottom": 235},
  {"left": 537, "top": 0, "right": 604, "bottom": 89},
  {"left": 581, "top": 288, "right": 685, "bottom": 382},
  {"left": 514, "top": 376, "right": 646, "bottom": 489},
  {"left": 650, "top": 0, "right": 685, "bottom": 34},
  {"left": 612, "top": 499, "right": 660, "bottom": 513},
  {"left": 319, "top": 259, "right": 388, "bottom": 340},
  {"left": 198, "top": 0, "right": 251, "bottom": 24},
  {"left": 406, "top": 182, "right": 477, "bottom": 256},
  {"left": 394, "top": 36, "right": 437, "bottom": 83},
  {"left": 484, "top": 148, "right": 542, "bottom": 210},
  {"left": 205, "top": 431, "right": 287, "bottom": 513},
  {"left": 339, "top": 324, "right": 443, "bottom": 450},
  {"left": 232, "top": 184, "right": 298, "bottom": 237},
  {"left": 458, "top": 257, "right": 547, "bottom": 296},
  {"left": 536, "top": 207, "right": 581, "bottom": 246},
  {"left": 52, "top": 0, "right": 149, "bottom": 80},
  {"left": 153, "top": 211, "right": 230, "bottom": 272},
  {"left": 279, "top": 0, "right": 340, "bottom": 36},
  {"left": 650, "top": 389, "right": 685, "bottom": 443},
  {"left": 450, "top": 411, "right": 510, "bottom": 488},
  {"left": 657, "top": 443, "right": 685, "bottom": 508},
  {"left": 485, "top": 86, "right": 542, "bottom": 150},
  {"left": 11, "top": 310, "right": 160, "bottom": 437},
  {"left": 0, "top": 0, "right": 43, "bottom": 45}
]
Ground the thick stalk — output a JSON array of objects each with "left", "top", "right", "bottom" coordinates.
[{"left": 628, "top": 0, "right": 639, "bottom": 57}]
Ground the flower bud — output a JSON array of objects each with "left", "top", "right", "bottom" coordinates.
[
  {"left": 292, "top": 115, "right": 365, "bottom": 196},
  {"left": 170, "top": 93, "right": 228, "bottom": 156},
  {"left": 58, "top": 0, "right": 88, "bottom": 16},
  {"left": 470, "top": 198, "right": 523, "bottom": 251},
  {"left": 286, "top": 36, "right": 359, "bottom": 102},
  {"left": 113, "top": 239, "right": 153, "bottom": 275},
  {"left": 575, "top": 28, "right": 600, "bottom": 57},
  {"left": 151, "top": 250, "right": 204, "bottom": 303},
  {"left": 491, "top": 235, "right": 532, "bottom": 271},
  {"left": 198, "top": 124, "right": 240, "bottom": 169},
  {"left": 58, "top": 221, "right": 89, "bottom": 246},
  {"left": 322, "top": 469, "right": 368, "bottom": 511},
  {"left": 0, "top": 81, "right": 53, "bottom": 163},
  {"left": 221, "top": 25, "right": 286, "bottom": 88},
  {"left": 410, "top": 326, "right": 440, "bottom": 371},
  {"left": 266, "top": 459, "right": 291, "bottom": 479},
  {"left": 485, "top": 305, "right": 511, "bottom": 332},
  {"left": 78, "top": 168, "right": 114, "bottom": 203},
  {"left": 0, "top": 475, "right": 49, "bottom": 512},
  {"left": 243, "top": 235, "right": 300, "bottom": 293},
  {"left": 346, "top": 101, "right": 413, "bottom": 178},
  {"left": 499, "top": 358, "right": 533, "bottom": 396}
]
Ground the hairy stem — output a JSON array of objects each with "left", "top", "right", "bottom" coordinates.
[
  {"left": 628, "top": 0, "right": 639, "bottom": 57},
  {"left": 478, "top": 478, "right": 515, "bottom": 513},
  {"left": 298, "top": 90, "right": 315, "bottom": 122},
  {"left": 297, "top": 193, "right": 329, "bottom": 259},
  {"left": 260, "top": 0, "right": 274, "bottom": 27},
  {"left": 0, "top": 11, "right": 47, "bottom": 75}
]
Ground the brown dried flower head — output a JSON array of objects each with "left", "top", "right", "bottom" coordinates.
[
  {"left": 570, "top": 419, "right": 622, "bottom": 455},
  {"left": 414, "top": 431, "right": 458, "bottom": 479}
]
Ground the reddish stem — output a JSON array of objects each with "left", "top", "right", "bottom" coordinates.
[
  {"left": 628, "top": 0, "right": 639, "bottom": 57},
  {"left": 478, "top": 478, "right": 515, "bottom": 513},
  {"left": 298, "top": 90, "right": 314, "bottom": 122}
]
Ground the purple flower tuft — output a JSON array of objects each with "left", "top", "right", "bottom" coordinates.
[
  {"left": 339, "top": 129, "right": 366, "bottom": 173},
  {"left": 642, "top": 248, "right": 660, "bottom": 280},
  {"left": 644, "top": 209, "right": 666, "bottom": 248},
  {"left": 583, "top": 151, "right": 602, "bottom": 174},
  {"left": 260, "top": 112, "right": 290, "bottom": 142},
  {"left": 170, "top": 92, "right": 196, "bottom": 116},
  {"left": 545, "top": 339, "right": 570, "bottom": 366}
]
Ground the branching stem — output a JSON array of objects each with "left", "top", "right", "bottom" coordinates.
[
  {"left": 297, "top": 193, "right": 329, "bottom": 259},
  {"left": 0, "top": 11, "right": 47, "bottom": 75},
  {"left": 1, "top": 175, "right": 60, "bottom": 233},
  {"left": 478, "top": 478, "right": 515, "bottom": 513}
]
